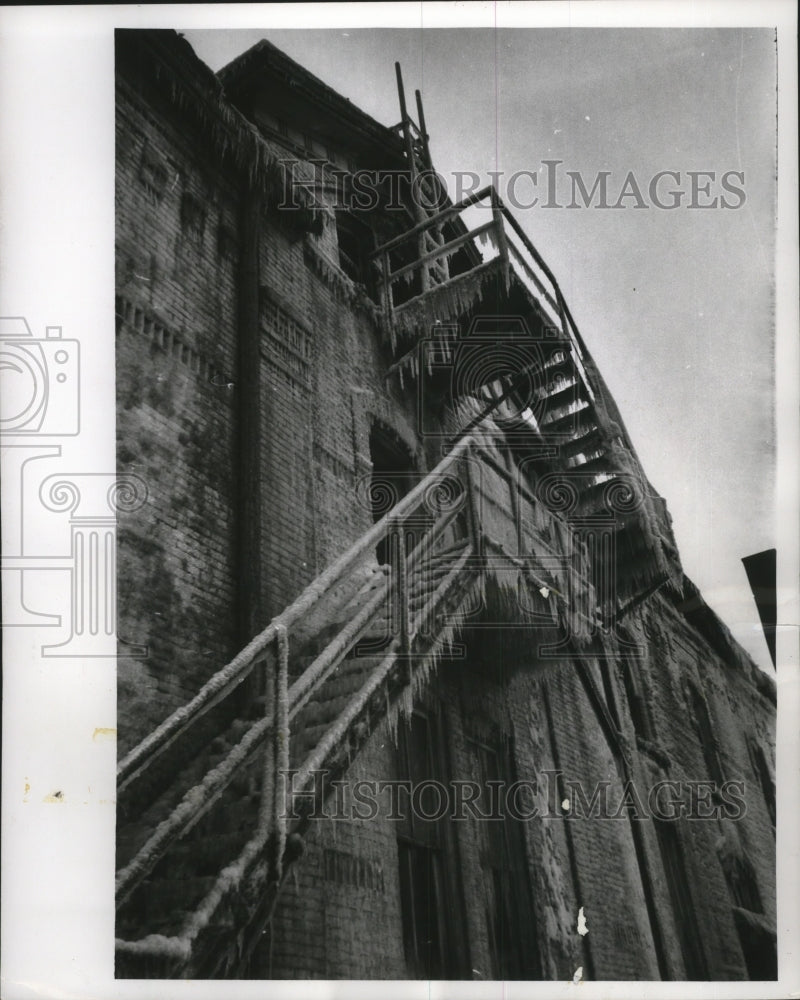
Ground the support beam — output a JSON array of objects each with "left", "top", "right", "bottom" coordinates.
[{"left": 237, "top": 187, "right": 265, "bottom": 650}]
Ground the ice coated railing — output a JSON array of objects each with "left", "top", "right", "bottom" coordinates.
[
  {"left": 370, "top": 184, "right": 597, "bottom": 407},
  {"left": 115, "top": 430, "right": 597, "bottom": 975}
]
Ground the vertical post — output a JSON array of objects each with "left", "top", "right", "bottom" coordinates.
[
  {"left": 463, "top": 444, "right": 482, "bottom": 556},
  {"left": 237, "top": 186, "right": 264, "bottom": 658},
  {"left": 275, "top": 624, "right": 289, "bottom": 875},
  {"left": 395, "top": 62, "right": 429, "bottom": 293},
  {"left": 414, "top": 89, "right": 434, "bottom": 170},
  {"left": 396, "top": 526, "right": 410, "bottom": 655},
  {"left": 259, "top": 625, "right": 289, "bottom": 880},
  {"left": 259, "top": 645, "right": 276, "bottom": 833},
  {"left": 381, "top": 251, "right": 396, "bottom": 352},
  {"left": 415, "top": 87, "right": 447, "bottom": 279},
  {"left": 504, "top": 446, "right": 522, "bottom": 555},
  {"left": 556, "top": 289, "right": 570, "bottom": 343},
  {"left": 412, "top": 528, "right": 435, "bottom": 640},
  {"left": 490, "top": 188, "right": 509, "bottom": 283}
]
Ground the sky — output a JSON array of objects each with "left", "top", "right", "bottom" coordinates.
[{"left": 183, "top": 26, "right": 777, "bottom": 671}]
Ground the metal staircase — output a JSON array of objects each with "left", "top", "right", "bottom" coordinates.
[
  {"left": 116, "top": 104, "right": 679, "bottom": 971},
  {"left": 371, "top": 181, "right": 681, "bottom": 608},
  {"left": 114, "top": 426, "right": 598, "bottom": 979},
  {"left": 374, "top": 62, "right": 476, "bottom": 330}
]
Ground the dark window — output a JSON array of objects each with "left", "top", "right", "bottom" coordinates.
[
  {"left": 687, "top": 685, "right": 724, "bottom": 786},
  {"left": 335, "top": 210, "right": 374, "bottom": 291},
  {"left": 368, "top": 423, "right": 417, "bottom": 567},
  {"left": 653, "top": 819, "right": 709, "bottom": 980},
  {"left": 139, "top": 142, "right": 169, "bottom": 204},
  {"left": 732, "top": 909, "right": 777, "bottom": 980},
  {"left": 386, "top": 242, "right": 423, "bottom": 306},
  {"left": 180, "top": 192, "right": 206, "bottom": 242},
  {"left": 598, "top": 659, "right": 621, "bottom": 731},
  {"left": 748, "top": 740, "right": 776, "bottom": 829},
  {"left": 397, "top": 841, "right": 448, "bottom": 978},
  {"left": 620, "top": 659, "right": 654, "bottom": 741},
  {"left": 470, "top": 735, "right": 541, "bottom": 979},
  {"left": 395, "top": 708, "right": 467, "bottom": 979},
  {"left": 722, "top": 851, "right": 763, "bottom": 913}
]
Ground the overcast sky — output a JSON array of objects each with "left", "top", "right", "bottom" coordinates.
[{"left": 183, "top": 27, "right": 776, "bottom": 670}]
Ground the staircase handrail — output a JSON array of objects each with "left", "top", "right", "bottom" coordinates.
[
  {"left": 117, "top": 431, "right": 476, "bottom": 790},
  {"left": 115, "top": 533, "right": 478, "bottom": 972},
  {"left": 369, "top": 184, "right": 494, "bottom": 258},
  {"left": 115, "top": 493, "right": 470, "bottom": 906}
]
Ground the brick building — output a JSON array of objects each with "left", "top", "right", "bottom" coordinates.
[{"left": 114, "top": 30, "right": 776, "bottom": 981}]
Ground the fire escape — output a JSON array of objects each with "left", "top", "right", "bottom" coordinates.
[{"left": 115, "top": 66, "right": 680, "bottom": 978}]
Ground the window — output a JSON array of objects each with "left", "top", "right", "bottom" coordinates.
[
  {"left": 469, "top": 735, "right": 541, "bottom": 979},
  {"left": 747, "top": 739, "right": 776, "bottom": 829},
  {"left": 397, "top": 841, "right": 448, "bottom": 978},
  {"left": 334, "top": 210, "right": 374, "bottom": 289},
  {"left": 180, "top": 192, "right": 206, "bottom": 242},
  {"left": 732, "top": 909, "right": 777, "bottom": 980},
  {"left": 719, "top": 840, "right": 776, "bottom": 980},
  {"left": 387, "top": 243, "right": 423, "bottom": 306},
  {"left": 687, "top": 684, "right": 724, "bottom": 786},
  {"left": 395, "top": 707, "right": 467, "bottom": 979},
  {"left": 368, "top": 422, "right": 417, "bottom": 567},
  {"left": 139, "top": 143, "right": 169, "bottom": 204},
  {"left": 620, "top": 659, "right": 654, "bottom": 741},
  {"left": 722, "top": 851, "right": 763, "bottom": 913},
  {"left": 653, "top": 818, "right": 709, "bottom": 979},
  {"left": 598, "top": 659, "right": 621, "bottom": 730}
]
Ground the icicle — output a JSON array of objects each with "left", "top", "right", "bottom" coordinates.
[
  {"left": 386, "top": 689, "right": 399, "bottom": 744},
  {"left": 275, "top": 624, "right": 289, "bottom": 879},
  {"left": 399, "top": 684, "right": 414, "bottom": 720}
]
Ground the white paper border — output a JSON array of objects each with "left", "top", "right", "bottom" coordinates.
[{"left": 1, "top": 3, "right": 797, "bottom": 999}]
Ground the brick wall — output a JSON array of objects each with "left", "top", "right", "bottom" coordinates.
[
  {"left": 115, "top": 32, "right": 776, "bottom": 982},
  {"left": 116, "top": 78, "right": 240, "bottom": 753}
]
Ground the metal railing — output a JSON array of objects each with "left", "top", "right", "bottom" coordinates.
[
  {"left": 369, "top": 185, "right": 599, "bottom": 414},
  {"left": 115, "top": 431, "right": 595, "bottom": 973}
]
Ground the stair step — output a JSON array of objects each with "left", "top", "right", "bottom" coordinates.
[
  {"left": 535, "top": 379, "right": 579, "bottom": 408},
  {"left": 541, "top": 403, "right": 592, "bottom": 432},
  {"left": 564, "top": 453, "right": 610, "bottom": 476},
  {"left": 166, "top": 829, "right": 252, "bottom": 870},
  {"left": 561, "top": 425, "right": 603, "bottom": 458},
  {"left": 117, "top": 716, "right": 259, "bottom": 870},
  {"left": 116, "top": 514, "right": 476, "bottom": 962},
  {"left": 117, "top": 874, "right": 219, "bottom": 940}
]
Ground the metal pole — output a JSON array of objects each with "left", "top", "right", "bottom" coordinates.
[{"left": 395, "top": 62, "right": 429, "bottom": 292}]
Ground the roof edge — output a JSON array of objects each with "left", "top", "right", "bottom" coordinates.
[{"left": 218, "top": 38, "right": 404, "bottom": 154}]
